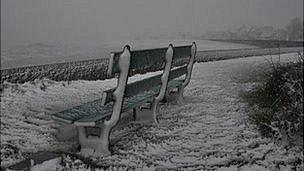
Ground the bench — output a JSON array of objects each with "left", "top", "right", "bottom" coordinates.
[{"left": 52, "top": 42, "right": 197, "bottom": 157}]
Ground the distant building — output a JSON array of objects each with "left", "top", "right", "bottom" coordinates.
[{"left": 258, "top": 26, "right": 274, "bottom": 40}]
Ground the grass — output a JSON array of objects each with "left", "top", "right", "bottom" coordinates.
[{"left": 243, "top": 53, "right": 303, "bottom": 145}]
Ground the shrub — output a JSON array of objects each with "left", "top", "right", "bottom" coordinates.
[{"left": 244, "top": 53, "right": 303, "bottom": 146}]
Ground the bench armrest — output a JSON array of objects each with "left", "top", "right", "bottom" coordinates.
[{"left": 101, "top": 88, "right": 114, "bottom": 106}]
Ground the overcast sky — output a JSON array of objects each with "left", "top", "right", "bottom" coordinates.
[{"left": 1, "top": 0, "right": 303, "bottom": 49}]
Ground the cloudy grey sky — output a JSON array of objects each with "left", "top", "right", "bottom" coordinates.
[{"left": 1, "top": 0, "right": 303, "bottom": 49}]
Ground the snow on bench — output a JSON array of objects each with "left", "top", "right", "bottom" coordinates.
[{"left": 52, "top": 42, "right": 197, "bottom": 157}]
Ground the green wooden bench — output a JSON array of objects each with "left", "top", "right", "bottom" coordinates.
[{"left": 52, "top": 42, "right": 197, "bottom": 157}]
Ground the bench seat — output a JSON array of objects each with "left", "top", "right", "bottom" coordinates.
[{"left": 53, "top": 79, "right": 184, "bottom": 126}]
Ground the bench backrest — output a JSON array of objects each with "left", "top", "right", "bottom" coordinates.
[
  {"left": 103, "top": 45, "right": 174, "bottom": 104},
  {"left": 168, "top": 42, "right": 197, "bottom": 84},
  {"left": 103, "top": 43, "right": 196, "bottom": 105}
]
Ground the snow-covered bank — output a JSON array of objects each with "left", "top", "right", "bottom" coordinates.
[
  {"left": 1, "top": 53, "right": 303, "bottom": 170},
  {"left": 2, "top": 47, "right": 302, "bottom": 84}
]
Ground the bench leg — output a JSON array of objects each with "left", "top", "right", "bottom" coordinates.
[
  {"left": 151, "top": 100, "right": 159, "bottom": 124},
  {"left": 164, "top": 86, "right": 184, "bottom": 103},
  {"left": 134, "top": 107, "right": 153, "bottom": 122},
  {"left": 177, "top": 86, "right": 185, "bottom": 103},
  {"left": 55, "top": 122, "right": 78, "bottom": 141},
  {"left": 77, "top": 123, "right": 111, "bottom": 157},
  {"left": 134, "top": 100, "right": 159, "bottom": 124},
  {"left": 164, "top": 88, "right": 179, "bottom": 103},
  {"left": 160, "top": 90, "right": 170, "bottom": 104}
]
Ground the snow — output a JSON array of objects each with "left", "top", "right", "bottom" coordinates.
[
  {"left": 31, "top": 157, "right": 61, "bottom": 171},
  {"left": 1, "top": 52, "right": 303, "bottom": 170}
]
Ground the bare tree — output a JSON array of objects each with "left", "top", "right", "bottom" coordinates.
[{"left": 285, "top": 18, "right": 304, "bottom": 40}]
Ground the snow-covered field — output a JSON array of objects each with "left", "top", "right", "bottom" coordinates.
[
  {"left": 1, "top": 52, "right": 303, "bottom": 170},
  {"left": 1, "top": 39, "right": 255, "bottom": 69}
]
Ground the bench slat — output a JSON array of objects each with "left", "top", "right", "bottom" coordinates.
[
  {"left": 169, "top": 65, "right": 187, "bottom": 81},
  {"left": 52, "top": 100, "right": 113, "bottom": 124},
  {"left": 173, "top": 46, "right": 192, "bottom": 60},
  {"left": 74, "top": 88, "right": 159, "bottom": 126},
  {"left": 125, "top": 74, "right": 162, "bottom": 99},
  {"left": 102, "top": 73, "right": 163, "bottom": 105},
  {"left": 167, "top": 79, "right": 184, "bottom": 90},
  {"left": 110, "top": 48, "right": 167, "bottom": 75}
]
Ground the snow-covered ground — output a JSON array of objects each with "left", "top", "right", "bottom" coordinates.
[{"left": 1, "top": 53, "right": 303, "bottom": 170}]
